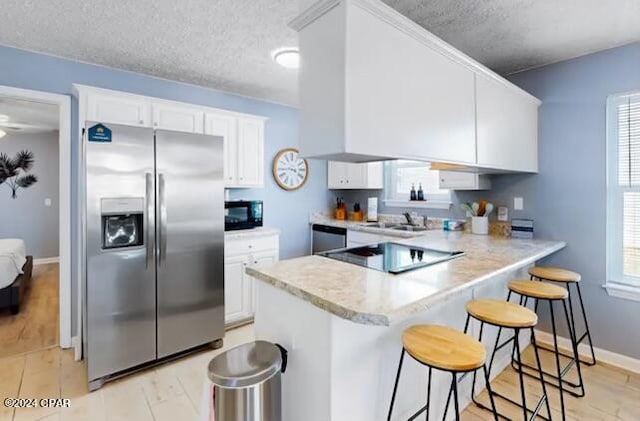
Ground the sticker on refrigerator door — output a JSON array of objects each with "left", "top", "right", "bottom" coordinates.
[{"left": 88, "top": 124, "right": 112, "bottom": 142}]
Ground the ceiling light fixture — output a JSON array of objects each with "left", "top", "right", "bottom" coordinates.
[
  {"left": 0, "top": 129, "right": 6, "bottom": 139},
  {"left": 272, "top": 48, "right": 300, "bottom": 69}
]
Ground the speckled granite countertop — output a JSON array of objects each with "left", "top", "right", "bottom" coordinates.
[{"left": 246, "top": 231, "right": 565, "bottom": 326}]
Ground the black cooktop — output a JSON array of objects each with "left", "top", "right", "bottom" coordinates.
[{"left": 318, "top": 242, "right": 464, "bottom": 274}]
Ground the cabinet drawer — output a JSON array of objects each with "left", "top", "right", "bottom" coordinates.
[{"left": 225, "top": 235, "right": 279, "bottom": 256}]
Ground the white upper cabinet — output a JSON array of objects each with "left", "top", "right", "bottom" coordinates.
[
  {"left": 87, "top": 92, "right": 151, "bottom": 127},
  {"left": 236, "top": 118, "right": 265, "bottom": 188},
  {"left": 328, "top": 161, "right": 383, "bottom": 189},
  {"left": 438, "top": 171, "right": 491, "bottom": 190},
  {"left": 344, "top": 3, "right": 476, "bottom": 165},
  {"left": 76, "top": 85, "right": 267, "bottom": 188},
  {"left": 292, "top": 0, "right": 540, "bottom": 173},
  {"left": 205, "top": 113, "right": 238, "bottom": 186},
  {"left": 476, "top": 75, "right": 539, "bottom": 172},
  {"left": 204, "top": 113, "right": 265, "bottom": 188},
  {"left": 152, "top": 103, "right": 204, "bottom": 133}
]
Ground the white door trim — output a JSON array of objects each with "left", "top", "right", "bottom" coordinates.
[{"left": 0, "top": 85, "right": 72, "bottom": 349}]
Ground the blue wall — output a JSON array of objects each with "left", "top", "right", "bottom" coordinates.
[
  {"left": 499, "top": 43, "right": 640, "bottom": 358},
  {"left": 0, "top": 45, "right": 332, "bottom": 333}
]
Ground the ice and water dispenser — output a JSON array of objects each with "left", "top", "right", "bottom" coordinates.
[{"left": 100, "top": 198, "right": 145, "bottom": 249}]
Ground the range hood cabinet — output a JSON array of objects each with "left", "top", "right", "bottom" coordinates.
[{"left": 292, "top": 0, "right": 540, "bottom": 174}]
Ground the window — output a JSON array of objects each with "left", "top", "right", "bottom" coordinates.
[
  {"left": 606, "top": 91, "right": 640, "bottom": 301},
  {"left": 384, "top": 160, "right": 451, "bottom": 209}
]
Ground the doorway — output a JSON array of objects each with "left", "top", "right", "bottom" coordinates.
[{"left": 0, "top": 86, "right": 71, "bottom": 356}]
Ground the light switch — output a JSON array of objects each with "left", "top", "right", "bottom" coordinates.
[
  {"left": 44, "top": 198, "right": 52, "bottom": 207},
  {"left": 514, "top": 197, "right": 524, "bottom": 211}
]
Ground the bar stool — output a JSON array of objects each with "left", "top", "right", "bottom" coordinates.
[
  {"left": 387, "top": 324, "right": 498, "bottom": 421},
  {"left": 528, "top": 266, "right": 596, "bottom": 366},
  {"left": 464, "top": 299, "right": 551, "bottom": 421},
  {"left": 507, "top": 280, "right": 582, "bottom": 420}
]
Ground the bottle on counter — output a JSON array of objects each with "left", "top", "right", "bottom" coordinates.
[
  {"left": 417, "top": 183, "right": 424, "bottom": 201},
  {"left": 410, "top": 183, "right": 417, "bottom": 201}
]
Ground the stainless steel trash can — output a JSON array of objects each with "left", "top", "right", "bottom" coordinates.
[{"left": 208, "top": 340, "right": 288, "bottom": 421}]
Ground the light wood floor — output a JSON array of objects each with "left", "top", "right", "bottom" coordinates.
[
  {"left": 0, "top": 264, "right": 59, "bottom": 359},
  {"left": 462, "top": 344, "right": 640, "bottom": 420},
  {"left": 0, "top": 323, "right": 638, "bottom": 421}
]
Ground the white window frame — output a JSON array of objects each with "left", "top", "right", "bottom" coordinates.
[
  {"left": 383, "top": 160, "right": 452, "bottom": 209},
  {"left": 605, "top": 91, "right": 640, "bottom": 302}
]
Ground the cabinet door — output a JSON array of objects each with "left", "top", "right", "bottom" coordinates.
[
  {"left": 476, "top": 75, "right": 539, "bottom": 172},
  {"left": 87, "top": 93, "right": 151, "bottom": 127},
  {"left": 328, "top": 161, "right": 347, "bottom": 189},
  {"left": 152, "top": 103, "right": 204, "bottom": 133},
  {"left": 237, "top": 118, "right": 264, "bottom": 187},
  {"left": 246, "top": 251, "right": 278, "bottom": 316},
  {"left": 364, "top": 162, "right": 383, "bottom": 189},
  {"left": 224, "top": 255, "right": 247, "bottom": 324},
  {"left": 206, "top": 113, "right": 237, "bottom": 185},
  {"left": 439, "top": 171, "right": 477, "bottom": 189},
  {"left": 345, "top": 163, "right": 367, "bottom": 188}
]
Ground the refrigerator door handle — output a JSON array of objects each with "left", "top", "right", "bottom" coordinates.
[
  {"left": 158, "top": 173, "right": 168, "bottom": 266},
  {"left": 145, "top": 172, "right": 154, "bottom": 269}
]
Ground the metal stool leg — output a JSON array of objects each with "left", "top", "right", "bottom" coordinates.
[
  {"left": 482, "top": 365, "right": 499, "bottom": 421},
  {"left": 562, "top": 297, "right": 585, "bottom": 396},
  {"left": 387, "top": 348, "right": 405, "bottom": 421},
  {"left": 530, "top": 327, "right": 552, "bottom": 419},
  {"left": 451, "top": 373, "right": 461, "bottom": 421},
  {"left": 575, "top": 283, "right": 597, "bottom": 365},
  {"left": 513, "top": 329, "right": 528, "bottom": 420},
  {"left": 549, "top": 300, "right": 567, "bottom": 420},
  {"left": 513, "top": 292, "right": 585, "bottom": 397}
]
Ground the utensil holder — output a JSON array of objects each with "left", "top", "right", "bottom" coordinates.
[{"left": 471, "top": 216, "right": 489, "bottom": 235}]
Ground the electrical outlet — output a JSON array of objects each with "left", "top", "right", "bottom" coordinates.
[
  {"left": 44, "top": 198, "right": 52, "bottom": 207},
  {"left": 514, "top": 197, "right": 524, "bottom": 211}
]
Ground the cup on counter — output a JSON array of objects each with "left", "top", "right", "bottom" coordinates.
[{"left": 471, "top": 216, "right": 489, "bottom": 235}]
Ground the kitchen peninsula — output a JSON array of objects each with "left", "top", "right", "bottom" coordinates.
[{"left": 247, "top": 231, "right": 565, "bottom": 421}]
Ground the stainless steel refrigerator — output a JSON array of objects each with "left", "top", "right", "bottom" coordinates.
[{"left": 83, "top": 121, "right": 225, "bottom": 390}]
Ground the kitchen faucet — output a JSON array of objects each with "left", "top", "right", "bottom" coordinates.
[{"left": 403, "top": 212, "right": 416, "bottom": 226}]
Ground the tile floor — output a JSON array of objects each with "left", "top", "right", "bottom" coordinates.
[
  {"left": 1, "top": 323, "right": 639, "bottom": 420},
  {"left": 0, "top": 324, "right": 254, "bottom": 421}
]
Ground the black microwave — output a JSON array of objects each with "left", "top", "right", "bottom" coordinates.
[{"left": 225, "top": 200, "right": 263, "bottom": 231}]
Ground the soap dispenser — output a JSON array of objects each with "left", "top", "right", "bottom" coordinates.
[
  {"left": 417, "top": 183, "right": 424, "bottom": 201},
  {"left": 410, "top": 183, "right": 417, "bottom": 201}
]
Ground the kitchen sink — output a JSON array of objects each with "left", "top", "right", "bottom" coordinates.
[
  {"left": 391, "top": 225, "right": 428, "bottom": 232},
  {"left": 361, "top": 222, "right": 400, "bottom": 229}
]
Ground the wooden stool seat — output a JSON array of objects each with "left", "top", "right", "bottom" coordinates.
[
  {"left": 466, "top": 299, "right": 537, "bottom": 328},
  {"left": 508, "top": 280, "right": 568, "bottom": 300},
  {"left": 529, "top": 266, "right": 581, "bottom": 283},
  {"left": 402, "top": 324, "right": 486, "bottom": 372}
]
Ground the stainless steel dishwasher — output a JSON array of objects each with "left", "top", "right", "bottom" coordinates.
[{"left": 311, "top": 224, "right": 347, "bottom": 254}]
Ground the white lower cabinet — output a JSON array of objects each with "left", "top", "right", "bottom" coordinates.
[
  {"left": 223, "top": 255, "right": 247, "bottom": 323},
  {"left": 224, "top": 233, "right": 279, "bottom": 325}
]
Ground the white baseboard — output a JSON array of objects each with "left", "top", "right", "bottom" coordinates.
[
  {"left": 34, "top": 256, "right": 60, "bottom": 265},
  {"left": 534, "top": 329, "right": 640, "bottom": 374}
]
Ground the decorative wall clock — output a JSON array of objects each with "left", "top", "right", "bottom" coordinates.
[{"left": 272, "top": 148, "right": 309, "bottom": 191}]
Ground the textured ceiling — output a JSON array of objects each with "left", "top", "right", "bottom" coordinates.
[{"left": 0, "top": 0, "right": 639, "bottom": 106}]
